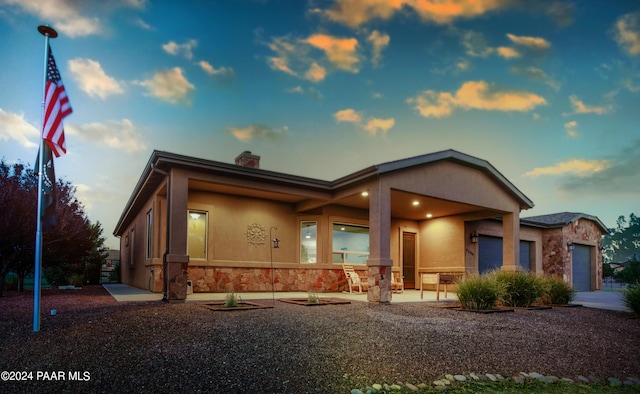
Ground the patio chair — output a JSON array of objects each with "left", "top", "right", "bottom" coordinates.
[
  {"left": 391, "top": 272, "right": 404, "bottom": 293},
  {"left": 342, "top": 264, "right": 368, "bottom": 293},
  {"left": 420, "top": 273, "right": 441, "bottom": 300}
]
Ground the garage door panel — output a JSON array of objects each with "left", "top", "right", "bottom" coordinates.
[
  {"left": 479, "top": 235, "right": 502, "bottom": 274},
  {"left": 573, "top": 245, "right": 591, "bottom": 292}
]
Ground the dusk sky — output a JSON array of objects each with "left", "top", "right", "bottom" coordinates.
[{"left": 1, "top": 0, "right": 639, "bottom": 249}]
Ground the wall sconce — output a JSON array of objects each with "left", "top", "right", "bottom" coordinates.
[
  {"left": 273, "top": 238, "right": 280, "bottom": 248},
  {"left": 470, "top": 232, "right": 478, "bottom": 243},
  {"left": 567, "top": 241, "right": 575, "bottom": 251}
]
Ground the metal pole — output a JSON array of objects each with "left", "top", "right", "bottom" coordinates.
[{"left": 34, "top": 25, "right": 57, "bottom": 332}]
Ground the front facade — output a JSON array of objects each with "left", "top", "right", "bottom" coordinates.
[{"left": 113, "top": 150, "right": 606, "bottom": 302}]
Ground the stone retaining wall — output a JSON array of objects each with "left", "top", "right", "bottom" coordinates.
[{"left": 186, "top": 266, "right": 355, "bottom": 292}]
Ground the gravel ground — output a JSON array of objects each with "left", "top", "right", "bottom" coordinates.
[{"left": 1, "top": 285, "right": 639, "bottom": 393}]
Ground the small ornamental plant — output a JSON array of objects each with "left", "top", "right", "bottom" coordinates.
[
  {"left": 456, "top": 274, "right": 505, "bottom": 310},
  {"left": 224, "top": 291, "right": 240, "bottom": 308},
  {"left": 307, "top": 290, "right": 320, "bottom": 304},
  {"left": 493, "top": 270, "right": 545, "bottom": 307},
  {"left": 539, "top": 276, "right": 576, "bottom": 305},
  {"left": 622, "top": 282, "right": 640, "bottom": 317}
]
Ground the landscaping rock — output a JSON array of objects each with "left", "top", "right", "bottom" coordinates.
[
  {"left": 608, "top": 377, "right": 622, "bottom": 386},
  {"left": 405, "top": 382, "right": 419, "bottom": 391},
  {"left": 454, "top": 375, "right": 467, "bottom": 382}
]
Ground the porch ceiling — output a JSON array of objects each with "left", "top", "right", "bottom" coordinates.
[
  {"left": 189, "top": 181, "right": 495, "bottom": 221},
  {"left": 333, "top": 189, "right": 491, "bottom": 221}
]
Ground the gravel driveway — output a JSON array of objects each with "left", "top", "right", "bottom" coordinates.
[{"left": 1, "top": 286, "right": 639, "bottom": 393}]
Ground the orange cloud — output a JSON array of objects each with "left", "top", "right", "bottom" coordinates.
[
  {"left": 496, "top": 46, "right": 520, "bottom": 59},
  {"left": 614, "top": 12, "right": 640, "bottom": 56},
  {"left": 407, "top": 80, "right": 546, "bottom": 118},
  {"left": 506, "top": 33, "right": 551, "bottom": 50},
  {"left": 306, "top": 34, "right": 360, "bottom": 72},
  {"left": 334, "top": 108, "right": 362, "bottom": 123},
  {"left": 524, "top": 159, "right": 611, "bottom": 177},
  {"left": 567, "top": 95, "right": 612, "bottom": 115},
  {"left": 323, "top": 0, "right": 508, "bottom": 27}
]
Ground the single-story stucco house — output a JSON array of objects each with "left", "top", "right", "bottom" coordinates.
[{"left": 113, "top": 149, "right": 607, "bottom": 302}]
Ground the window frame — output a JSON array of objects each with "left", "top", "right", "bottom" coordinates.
[
  {"left": 331, "top": 222, "right": 370, "bottom": 265},
  {"left": 187, "top": 209, "right": 208, "bottom": 260}
]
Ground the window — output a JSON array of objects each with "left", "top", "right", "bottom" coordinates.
[
  {"left": 188, "top": 210, "right": 207, "bottom": 259},
  {"left": 300, "top": 221, "right": 317, "bottom": 263},
  {"left": 145, "top": 209, "right": 153, "bottom": 260},
  {"left": 129, "top": 228, "right": 135, "bottom": 268},
  {"left": 332, "top": 223, "right": 369, "bottom": 264}
]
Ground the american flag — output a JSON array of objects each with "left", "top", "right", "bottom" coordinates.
[{"left": 43, "top": 45, "right": 72, "bottom": 157}]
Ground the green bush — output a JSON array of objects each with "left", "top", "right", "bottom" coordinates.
[
  {"left": 68, "top": 274, "right": 84, "bottom": 287},
  {"left": 623, "top": 282, "right": 640, "bottom": 317},
  {"left": 3, "top": 273, "right": 18, "bottom": 291},
  {"left": 224, "top": 291, "right": 239, "bottom": 308},
  {"left": 493, "top": 270, "right": 545, "bottom": 307},
  {"left": 539, "top": 276, "right": 576, "bottom": 305},
  {"left": 616, "top": 261, "right": 640, "bottom": 285},
  {"left": 456, "top": 274, "right": 505, "bottom": 310}
]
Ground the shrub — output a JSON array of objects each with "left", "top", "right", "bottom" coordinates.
[
  {"left": 623, "top": 282, "right": 640, "bottom": 317},
  {"left": 616, "top": 261, "right": 640, "bottom": 285},
  {"left": 456, "top": 274, "right": 505, "bottom": 310},
  {"left": 3, "top": 273, "right": 18, "bottom": 291},
  {"left": 307, "top": 290, "right": 319, "bottom": 304},
  {"left": 224, "top": 291, "right": 239, "bottom": 308},
  {"left": 493, "top": 270, "right": 545, "bottom": 307},
  {"left": 539, "top": 276, "right": 576, "bottom": 305},
  {"left": 68, "top": 274, "right": 84, "bottom": 287}
]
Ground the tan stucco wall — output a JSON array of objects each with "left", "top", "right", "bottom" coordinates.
[
  {"left": 382, "top": 161, "right": 522, "bottom": 213},
  {"left": 419, "top": 216, "right": 466, "bottom": 273}
]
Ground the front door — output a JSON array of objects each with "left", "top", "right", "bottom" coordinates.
[{"left": 402, "top": 232, "right": 416, "bottom": 289}]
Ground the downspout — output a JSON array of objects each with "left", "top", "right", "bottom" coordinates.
[{"left": 151, "top": 163, "right": 170, "bottom": 301}]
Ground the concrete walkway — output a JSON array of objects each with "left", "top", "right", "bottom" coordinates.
[{"left": 103, "top": 284, "right": 628, "bottom": 311}]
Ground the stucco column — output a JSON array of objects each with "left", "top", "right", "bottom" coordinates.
[
  {"left": 165, "top": 168, "right": 189, "bottom": 302},
  {"left": 366, "top": 183, "right": 393, "bottom": 303},
  {"left": 502, "top": 212, "right": 520, "bottom": 272}
]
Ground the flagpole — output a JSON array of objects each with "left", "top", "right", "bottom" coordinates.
[{"left": 34, "top": 25, "right": 57, "bottom": 333}]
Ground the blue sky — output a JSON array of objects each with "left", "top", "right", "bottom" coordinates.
[{"left": 1, "top": 0, "right": 639, "bottom": 249}]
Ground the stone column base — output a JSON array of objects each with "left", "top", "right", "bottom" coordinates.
[
  {"left": 367, "top": 265, "right": 392, "bottom": 303},
  {"left": 166, "top": 254, "right": 189, "bottom": 302}
]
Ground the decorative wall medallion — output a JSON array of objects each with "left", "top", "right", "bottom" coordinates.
[{"left": 245, "top": 223, "right": 266, "bottom": 246}]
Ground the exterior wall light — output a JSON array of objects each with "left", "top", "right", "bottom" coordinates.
[
  {"left": 470, "top": 232, "right": 478, "bottom": 243},
  {"left": 273, "top": 238, "right": 280, "bottom": 248},
  {"left": 567, "top": 241, "right": 575, "bottom": 251}
]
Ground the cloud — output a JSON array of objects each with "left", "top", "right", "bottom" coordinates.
[
  {"left": 334, "top": 108, "right": 394, "bottom": 135},
  {"left": 162, "top": 39, "right": 198, "bottom": 60},
  {"left": 0, "top": 108, "right": 39, "bottom": 148},
  {"left": 613, "top": 11, "right": 640, "bottom": 56},
  {"left": 368, "top": 30, "right": 390, "bottom": 66},
  {"left": 461, "top": 31, "right": 494, "bottom": 58},
  {"left": 506, "top": 33, "right": 551, "bottom": 50},
  {"left": 334, "top": 108, "right": 362, "bottom": 123},
  {"left": 407, "top": 80, "right": 546, "bottom": 118},
  {"left": 566, "top": 95, "right": 612, "bottom": 115},
  {"left": 133, "top": 17, "right": 154, "bottom": 31},
  {"left": 322, "top": 0, "right": 509, "bottom": 27},
  {"left": 363, "top": 117, "right": 395, "bottom": 135},
  {"left": 306, "top": 34, "right": 360, "bottom": 72},
  {"left": 524, "top": 158, "right": 611, "bottom": 177},
  {"left": 137, "top": 67, "right": 195, "bottom": 104},
  {"left": 228, "top": 124, "right": 287, "bottom": 142},
  {"left": 305, "top": 62, "right": 327, "bottom": 82},
  {"left": 198, "top": 60, "right": 235, "bottom": 78},
  {"left": 286, "top": 85, "right": 323, "bottom": 101},
  {"left": 496, "top": 46, "right": 520, "bottom": 59},
  {"left": 264, "top": 33, "right": 360, "bottom": 81},
  {"left": 68, "top": 58, "right": 126, "bottom": 99},
  {"left": 510, "top": 66, "right": 559, "bottom": 90},
  {"left": 456, "top": 58, "right": 470, "bottom": 71},
  {"left": 525, "top": 141, "right": 640, "bottom": 197},
  {"left": 564, "top": 121, "right": 578, "bottom": 138},
  {"left": 545, "top": 2, "right": 574, "bottom": 27},
  {"left": 3, "top": 0, "right": 103, "bottom": 37},
  {"left": 66, "top": 119, "right": 146, "bottom": 153}
]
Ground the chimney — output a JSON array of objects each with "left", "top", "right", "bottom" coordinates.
[{"left": 235, "top": 151, "right": 260, "bottom": 169}]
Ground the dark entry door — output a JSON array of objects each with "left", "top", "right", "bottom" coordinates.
[
  {"left": 479, "top": 235, "right": 503, "bottom": 274},
  {"left": 402, "top": 232, "right": 416, "bottom": 289}
]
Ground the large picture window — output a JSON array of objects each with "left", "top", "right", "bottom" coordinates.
[
  {"left": 300, "top": 221, "right": 317, "bottom": 263},
  {"left": 332, "top": 223, "right": 369, "bottom": 264},
  {"left": 188, "top": 210, "right": 207, "bottom": 259}
]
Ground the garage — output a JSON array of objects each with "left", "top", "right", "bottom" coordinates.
[
  {"left": 478, "top": 235, "right": 502, "bottom": 274},
  {"left": 479, "top": 236, "right": 533, "bottom": 274},
  {"left": 572, "top": 244, "right": 592, "bottom": 292}
]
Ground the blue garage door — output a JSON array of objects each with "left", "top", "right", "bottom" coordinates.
[
  {"left": 479, "top": 235, "right": 502, "bottom": 274},
  {"left": 519, "top": 241, "right": 532, "bottom": 272},
  {"left": 573, "top": 245, "right": 592, "bottom": 292}
]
